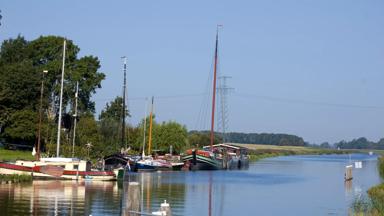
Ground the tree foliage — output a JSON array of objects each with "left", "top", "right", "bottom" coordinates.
[
  {"left": 335, "top": 137, "right": 384, "bottom": 150},
  {"left": 154, "top": 121, "right": 188, "bottom": 153},
  {"left": 3, "top": 109, "right": 37, "bottom": 143},
  {"left": 220, "top": 132, "right": 306, "bottom": 146},
  {"left": 99, "top": 96, "right": 129, "bottom": 121},
  {"left": 188, "top": 131, "right": 223, "bottom": 148},
  {"left": 98, "top": 96, "right": 130, "bottom": 154},
  {"left": 0, "top": 35, "right": 244, "bottom": 160},
  {"left": 0, "top": 35, "right": 105, "bottom": 146}
]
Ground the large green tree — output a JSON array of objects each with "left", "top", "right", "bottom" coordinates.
[
  {"left": 0, "top": 35, "right": 105, "bottom": 147},
  {"left": 154, "top": 121, "right": 188, "bottom": 154},
  {"left": 135, "top": 116, "right": 189, "bottom": 154},
  {"left": 3, "top": 109, "right": 37, "bottom": 143},
  {"left": 99, "top": 96, "right": 129, "bottom": 121},
  {"left": 98, "top": 96, "right": 130, "bottom": 153}
]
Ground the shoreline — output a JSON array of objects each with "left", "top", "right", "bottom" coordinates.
[{"left": 233, "top": 143, "right": 355, "bottom": 162}]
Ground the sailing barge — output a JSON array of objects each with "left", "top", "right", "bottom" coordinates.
[
  {"left": 182, "top": 27, "right": 223, "bottom": 170},
  {"left": 182, "top": 27, "right": 250, "bottom": 170}
]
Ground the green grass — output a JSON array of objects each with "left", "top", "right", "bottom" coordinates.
[
  {"left": 365, "top": 157, "right": 384, "bottom": 214},
  {"left": 351, "top": 195, "right": 373, "bottom": 215},
  {"left": 378, "top": 156, "right": 384, "bottom": 178},
  {"left": 350, "top": 156, "right": 384, "bottom": 215},
  {"left": 0, "top": 148, "right": 35, "bottom": 162},
  {"left": 367, "top": 183, "right": 384, "bottom": 214}
]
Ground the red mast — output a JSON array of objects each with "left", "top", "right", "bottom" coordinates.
[{"left": 210, "top": 26, "right": 220, "bottom": 151}]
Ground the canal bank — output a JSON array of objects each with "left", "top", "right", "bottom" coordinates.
[
  {"left": 357, "top": 156, "right": 384, "bottom": 215},
  {"left": 234, "top": 143, "right": 353, "bottom": 162}
]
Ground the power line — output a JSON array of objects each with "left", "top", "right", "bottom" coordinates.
[
  {"left": 93, "top": 93, "right": 207, "bottom": 102},
  {"left": 234, "top": 92, "right": 384, "bottom": 110},
  {"left": 94, "top": 92, "right": 384, "bottom": 111}
]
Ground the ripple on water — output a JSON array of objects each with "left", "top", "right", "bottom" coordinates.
[{"left": 0, "top": 154, "right": 380, "bottom": 216}]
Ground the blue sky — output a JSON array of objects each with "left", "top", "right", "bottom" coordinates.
[{"left": 1, "top": 0, "right": 384, "bottom": 143}]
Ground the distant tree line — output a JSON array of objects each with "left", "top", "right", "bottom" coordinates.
[
  {"left": 0, "top": 35, "right": 207, "bottom": 160},
  {"left": 188, "top": 130, "right": 223, "bottom": 147},
  {"left": 335, "top": 137, "right": 384, "bottom": 150},
  {"left": 224, "top": 132, "right": 307, "bottom": 146}
]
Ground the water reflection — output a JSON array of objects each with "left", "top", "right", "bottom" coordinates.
[
  {"left": 120, "top": 172, "right": 187, "bottom": 215},
  {"left": 345, "top": 179, "right": 353, "bottom": 195},
  {"left": 0, "top": 180, "right": 120, "bottom": 215},
  {"left": 0, "top": 154, "right": 381, "bottom": 216}
]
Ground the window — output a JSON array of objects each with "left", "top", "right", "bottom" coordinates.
[{"left": 74, "top": 165, "right": 79, "bottom": 170}]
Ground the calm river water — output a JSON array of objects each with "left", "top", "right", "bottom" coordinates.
[{"left": 0, "top": 154, "right": 381, "bottom": 216}]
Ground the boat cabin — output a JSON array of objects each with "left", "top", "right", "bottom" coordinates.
[
  {"left": 203, "top": 143, "right": 245, "bottom": 155},
  {"left": 15, "top": 158, "right": 91, "bottom": 171}
]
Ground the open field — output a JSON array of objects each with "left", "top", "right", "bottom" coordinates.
[
  {"left": 0, "top": 148, "right": 35, "bottom": 162},
  {"left": 231, "top": 143, "right": 353, "bottom": 161}
]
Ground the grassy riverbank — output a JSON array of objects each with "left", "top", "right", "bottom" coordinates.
[
  {"left": 366, "top": 157, "right": 384, "bottom": 214},
  {"left": 0, "top": 148, "right": 35, "bottom": 162},
  {"left": 236, "top": 144, "right": 384, "bottom": 215},
  {"left": 351, "top": 156, "right": 384, "bottom": 215},
  {"left": 233, "top": 144, "right": 352, "bottom": 161}
]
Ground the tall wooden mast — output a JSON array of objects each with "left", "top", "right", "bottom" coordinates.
[{"left": 210, "top": 26, "right": 220, "bottom": 151}]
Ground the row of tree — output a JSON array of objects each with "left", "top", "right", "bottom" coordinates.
[
  {"left": 43, "top": 96, "right": 191, "bottom": 159},
  {"left": 223, "top": 132, "right": 307, "bottom": 146},
  {"left": 5, "top": 35, "right": 382, "bottom": 161},
  {"left": 0, "top": 35, "right": 220, "bottom": 160},
  {"left": 334, "top": 137, "right": 384, "bottom": 150}
]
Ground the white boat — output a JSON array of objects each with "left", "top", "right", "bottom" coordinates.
[{"left": 0, "top": 158, "right": 116, "bottom": 180}]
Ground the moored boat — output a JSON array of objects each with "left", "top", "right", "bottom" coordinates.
[
  {"left": 182, "top": 149, "right": 223, "bottom": 170},
  {"left": 0, "top": 158, "right": 116, "bottom": 181},
  {"left": 203, "top": 144, "right": 249, "bottom": 169},
  {"left": 134, "top": 156, "right": 173, "bottom": 172},
  {"left": 182, "top": 26, "right": 225, "bottom": 170},
  {"left": 134, "top": 97, "right": 173, "bottom": 172}
]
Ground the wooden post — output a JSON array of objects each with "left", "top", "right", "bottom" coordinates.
[{"left": 345, "top": 165, "right": 353, "bottom": 181}]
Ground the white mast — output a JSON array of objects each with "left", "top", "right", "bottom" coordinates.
[
  {"left": 72, "top": 81, "right": 79, "bottom": 158},
  {"left": 57, "top": 39, "right": 66, "bottom": 157},
  {"left": 141, "top": 98, "right": 148, "bottom": 158}
]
